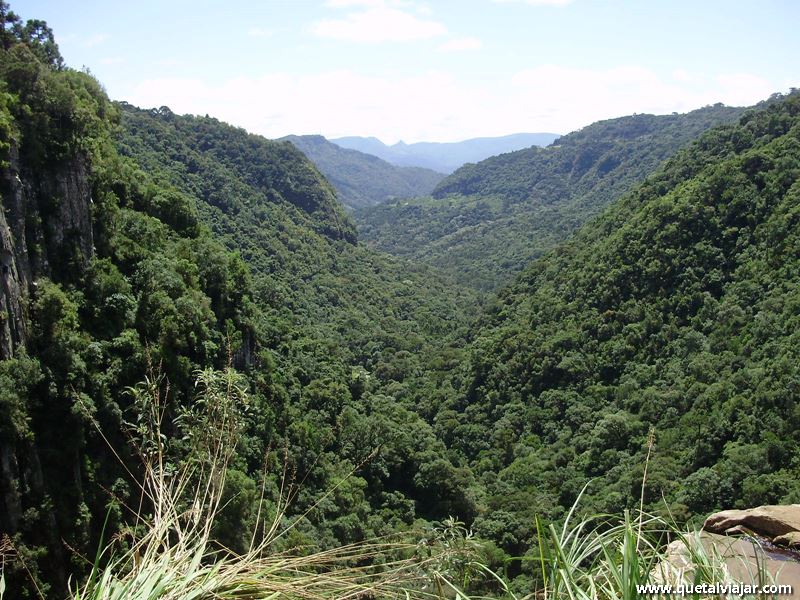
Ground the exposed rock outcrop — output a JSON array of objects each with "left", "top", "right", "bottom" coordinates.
[
  {"left": 654, "top": 507, "right": 800, "bottom": 598},
  {"left": 654, "top": 531, "right": 800, "bottom": 595},
  {"left": 704, "top": 505, "right": 800, "bottom": 546},
  {"left": 0, "top": 143, "right": 94, "bottom": 359},
  {"left": 0, "top": 143, "right": 95, "bottom": 591},
  {"left": 776, "top": 532, "right": 800, "bottom": 550},
  {"left": 0, "top": 147, "right": 32, "bottom": 358}
]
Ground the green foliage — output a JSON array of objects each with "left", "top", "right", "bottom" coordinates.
[
  {"left": 283, "top": 134, "right": 445, "bottom": 210},
  {"left": 0, "top": 89, "right": 18, "bottom": 165},
  {"left": 439, "top": 93, "right": 800, "bottom": 556},
  {"left": 114, "top": 105, "right": 481, "bottom": 526},
  {"left": 356, "top": 106, "right": 746, "bottom": 292},
  {"left": 71, "top": 369, "right": 479, "bottom": 600},
  {"left": 0, "top": 353, "right": 42, "bottom": 440},
  {"left": 117, "top": 104, "right": 355, "bottom": 243},
  {"left": 1, "top": 2, "right": 62, "bottom": 68},
  {"left": 4, "top": 3, "right": 800, "bottom": 597},
  {"left": 525, "top": 492, "right": 780, "bottom": 600},
  {"left": 0, "top": 9, "right": 479, "bottom": 595},
  {"left": 0, "top": 44, "right": 109, "bottom": 166}
]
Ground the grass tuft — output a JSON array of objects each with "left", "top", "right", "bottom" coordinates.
[{"left": 69, "top": 368, "right": 472, "bottom": 600}]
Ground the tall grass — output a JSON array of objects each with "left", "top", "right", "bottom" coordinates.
[
  {"left": 530, "top": 499, "right": 784, "bottom": 600},
  {"left": 7, "top": 369, "right": 787, "bottom": 600},
  {"left": 435, "top": 487, "right": 783, "bottom": 600},
  {"left": 69, "top": 368, "right": 472, "bottom": 600}
]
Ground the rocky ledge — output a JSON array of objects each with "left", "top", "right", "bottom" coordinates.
[
  {"left": 704, "top": 505, "right": 800, "bottom": 550},
  {"left": 653, "top": 505, "right": 800, "bottom": 598}
]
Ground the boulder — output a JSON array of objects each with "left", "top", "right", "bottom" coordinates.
[
  {"left": 652, "top": 531, "right": 800, "bottom": 596},
  {"left": 775, "top": 532, "right": 800, "bottom": 550},
  {"left": 704, "top": 505, "right": 800, "bottom": 540}
]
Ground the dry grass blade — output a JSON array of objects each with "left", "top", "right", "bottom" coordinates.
[{"left": 70, "top": 368, "right": 467, "bottom": 600}]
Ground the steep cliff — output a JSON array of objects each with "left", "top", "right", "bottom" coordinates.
[
  {"left": 0, "top": 22, "right": 263, "bottom": 596},
  {"left": 0, "top": 71, "right": 99, "bottom": 595},
  {"left": 0, "top": 144, "right": 95, "bottom": 357},
  {"left": 1, "top": 14, "right": 476, "bottom": 598}
]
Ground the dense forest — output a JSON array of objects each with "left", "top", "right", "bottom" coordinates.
[
  {"left": 282, "top": 134, "right": 444, "bottom": 210},
  {"left": 1, "top": 2, "right": 799, "bottom": 598},
  {"left": 0, "top": 9, "right": 477, "bottom": 596},
  {"left": 356, "top": 107, "right": 746, "bottom": 291},
  {"left": 439, "top": 92, "right": 800, "bottom": 579}
]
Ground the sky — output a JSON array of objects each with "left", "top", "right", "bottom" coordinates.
[{"left": 14, "top": 0, "right": 800, "bottom": 143}]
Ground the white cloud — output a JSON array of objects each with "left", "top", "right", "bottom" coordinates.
[
  {"left": 311, "top": 1, "right": 447, "bottom": 43},
  {"left": 120, "top": 66, "right": 779, "bottom": 144},
  {"left": 509, "top": 65, "right": 774, "bottom": 131},
  {"left": 247, "top": 27, "right": 274, "bottom": 38},
  {"left": 492, "top": 0, "right": 574, "bottom": 6},
  {"left": 99, "top": 56, "right": 124, "bottom": 66},
  {"left": 124, "top": 70, "right": 474, "bottom": 142},
  {"left": 715, "top": 72, "right": 775, "bottom": 106},
  {"left": 83, "top": 33, "right": 110, "bottom": 48},
  {"left": 671, "top": 68, "right": 693, "bottom": 83},
  {"left": 156, "top": 58, "right": 184, "bottom": 67},
  {"left": 438, "top": 37, "right": 482, "bottom": 52},
  {"left": 324, "top": 0, "right": 420, "bottom": 7},
  {"left": 324, "top": 0, "right": 385, "bottom": 6}
]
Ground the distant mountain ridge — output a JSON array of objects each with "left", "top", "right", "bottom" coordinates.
[
  {"left": 355, "top": 104, "right": 746, "bottom": 291},
  {"left": 281, "top": 134, "right": 445, "bottom": 210},
  {"left": 331, "top": 132, "right": 560, "bottom": 173}
]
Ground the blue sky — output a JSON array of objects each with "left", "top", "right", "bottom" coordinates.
[{"left": 15, "top": 0, "right": 800, "bottom": 142}]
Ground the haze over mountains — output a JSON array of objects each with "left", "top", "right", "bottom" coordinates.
[
  {"left": 331, "top": 132, "right": 560, "bottom": 173},
  {"left": 281, "top": 134, "right": 445, "bottom": 209},
  {"left": 281, "top": 132, "right": 561, "bottom": 210},
  {"left": 355, "top": 105, "right": 746, "bottom": 291}
]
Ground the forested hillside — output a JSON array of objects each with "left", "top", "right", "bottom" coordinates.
[
  {"left": 436, "top": 92, "right": 800, "bottom": 569},
  {"left": 0, "top": 13, "right": 479, "bottom": 596},
  {"left": 117, "top": 104, "right": 476, "bottom": 383},
  {"left": 0, "top": 21, "right": 261, "bottom": 594},
  {"left": 356, "top": 106, "right": 745, "bottom": 291},
  {"left": 282, "top": 134, "right": 444, "bottom": 209},
  {"left": 3, "top": 1, "right": 800, "bottom": 597}
]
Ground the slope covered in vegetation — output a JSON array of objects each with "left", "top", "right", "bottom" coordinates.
[
  {"left": 356, "top": 106, "right": 745, "bottom": 291},
  {"left": 4, "top": 1, "right": 800, "bottom": 597},
  {"left": 0, "top": 9, "right": 479, "bottom": 596},
  {"left": 437, "top": 92, "right": 800, "bottom": 566},
  {"left": 0, "top": 18, "right": 261, "bottom": 595},
  {"left": 282, "top": 134, "right": 444, "bottom": 209},
  {"left": 117, "top": 103, "right": 478, "bottom": 396}
]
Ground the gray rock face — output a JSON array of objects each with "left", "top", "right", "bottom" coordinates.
[
  {"left": 0, "top": 144, "right": 94, "bottom": 359},
  {"left": 0, "top": 198, "right": 28, "bottom": 358},
  {"left": 775, "top": 532, "right": 800, "bottom": 550},
  {"left": 0, "top": 142, "right": 95, "bottom": 579},
  {"left": 652, "top": 506, "right": 800, "bottom": 598}
]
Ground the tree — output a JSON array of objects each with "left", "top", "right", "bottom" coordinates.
[{"left": 0, "top": 3, "right": 62, "bottom": 67}]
